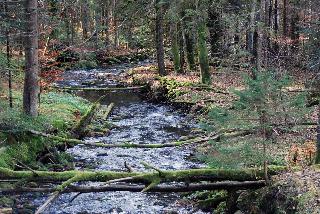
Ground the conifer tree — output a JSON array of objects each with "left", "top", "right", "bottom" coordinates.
[{"left": 204, "top": 71, "right": 309, "bottom": 167}]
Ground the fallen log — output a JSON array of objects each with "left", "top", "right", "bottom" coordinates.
[
  {"left": 29, "top": 130, "right": 251, "bottom": 149},
  {"left": 102, "top": 103, "right": 115, "bottom": 120},
  {"left": 53, "top": 85, "right": 147, "bottom": 92},
  {"left": 0, "top": 181, "right": 266, "bottom": 195},
  {"left": 29, "top": 130, "right": 211, "bottom": 148},
  {"left": 72, "top": 101, "right": 101, "bottom": 138},
  {"left": 0, "top": 165, "right": 288, "bottom": 184}
]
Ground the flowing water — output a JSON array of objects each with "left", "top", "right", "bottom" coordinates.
[{"left": 19, "top": 63, "right": 207, "bottom": 214}]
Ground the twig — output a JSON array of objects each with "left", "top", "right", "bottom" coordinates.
[
  {"left": 141, "top": 161, "right": 162, "bottom": 174},
  {"left": 13, "top": 158, "right": 39, "bottom": 176},
  {"left": 124, "top": 161, "right": 134, "bottom": 173}
]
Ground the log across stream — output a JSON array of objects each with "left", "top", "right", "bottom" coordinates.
[{"left": 15, "top": 63, "right": 211, "bottom": 213}]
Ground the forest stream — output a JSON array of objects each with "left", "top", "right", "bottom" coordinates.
[{"left": 18, "top": 63, "right": 207, "bottom": 214}]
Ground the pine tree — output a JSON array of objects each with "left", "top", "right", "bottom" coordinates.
[{"left": 203, "top": 71, "right": 309, "bottom": 167}]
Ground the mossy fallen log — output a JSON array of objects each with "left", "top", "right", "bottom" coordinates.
[
  {"left": 0, "top": 181, "right": 266, "bottom": 195},
  {"left": 0, "top": 165, "right": 289, "bottom": 184},
  {"left": 72, "top": 100, "right": 101, "bottom": 138},
  {"left": 102, "top": 103, "right": 115, "bottom": 120}
]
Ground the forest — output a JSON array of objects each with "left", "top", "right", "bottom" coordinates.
[{"left": 0, "top": 0, "right": 319, "bottom": 213}]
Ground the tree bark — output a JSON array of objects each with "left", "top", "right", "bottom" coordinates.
[
  {"left": 283, "top": 0, "right": 288, "bottom": 36},
  {"left": 155, "top": 0, "right": 166, "bottom": 76},
  {"left": 5, "top": 0, "right": 13, "bottom": 108},
  {"left": 170, "top": 21, "right": 181, "bottom": 73},
  {"left": 316, "top": 104, "right": 320, "bottom": 164},
  {"left": 198, "top": 22, "right": 211, "bottom": 84},
  {"left": 23, "top": 0, "right": 40, "bottom": 117},
  {"left": 207, "top": 6, "right": 222, "bottom": 59},
  {"left": 179, "top": 22, "right": 185, "bottom": 73},
  {"left": 81, "top": 0, "right": 90, "bottom": 40}
]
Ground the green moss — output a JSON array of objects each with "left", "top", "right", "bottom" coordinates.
[
  {"left": 0, "top": 91, "right": 91, "bottom": 169},
  {"left": 0, "top": 196, "right": 14, "bottom": 207},
  {"left": 73, "top": 60, "right": 98, "bottom": 69},
  {"left": 158, "top": 77, "right": 191, "bottom": 99}
]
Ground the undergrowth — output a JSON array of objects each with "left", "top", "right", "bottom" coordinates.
[{"left": 0, "top": 91, "right": 91, "bottom": 169}]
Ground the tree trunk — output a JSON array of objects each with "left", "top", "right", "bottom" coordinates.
[
  {"left": 94, "top": 8, "right": 100, "bottom": 50},
  {"left": 181, "top": 6, "right": 195, "bottom": 71},
  {"left": 316, "top": 104, "right": 320, "bottom": 164},
  {"left": 179, "top": 22, "right": 185, "bottom": 72},
  {"left": 207, "top": 6, "right": 222, "bottom": 59},
  {"left": 81, "top": 0, "right": 90, "bottom": 40},
  {"left": 283, "top": 0, "right": 288, "bottom": 36},
  {"left": 104, "top": 2, "right": 111, "bottom": 48},
  {"left": 155, "top": 0, "right": 166, "bottom": 76},
  {"left": 184, "top": 29, "right": 196, "bottom": 71},
  {"left": 198, "top": 22, "right": 211, "bottom": 84},
  {"left": 170, "top": 21, "right": 181, "bottom": 73},
  {"left": 250, "top": 0, "right": 261, "bottom": 73},
  {"left": 290, "top": 7, "right": 299, "bottom": 51},
  {"left": 5, "top": 0, "right": 12, "bottom": 108},
  {"left": 23, "top": 0, "right": 39, "bottom": 117},
  {"left": 273, "top": 0, "right": 279, "bottom": 53}
]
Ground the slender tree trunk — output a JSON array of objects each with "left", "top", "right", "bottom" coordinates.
[
  {"left": 81, "top": 0, "right": 90, "bottom": 40},
  {"left": 127, "top": 20, "right": 133, "bottom": 49},
  {"left": 23, "top": 0, "right": 39, "bottom": 117},
  {"left": 181, "top": 6, "right": 195, "bottom": 71},
  {"left": 283, "top": 0, "right": 288, "bottom": 36},
  {"left": 104, "top": 2, "right": 111, "bottom": 48},
  {"left": 179, "top": 20, "right": 185, "bottom": 72},
  {"left": 112, "top": 0, "right": 118, "bottom": 48},
  {"left": 316, "top": 104, "right": 320, "bottom": 164},
  {"left": 155, "top": 0, "right": 166, "bottom": 76},
  {"left": 247, "top": 0, "right": 257, "bottom": 54},
  {"left": 5, "top": 0, "right": 12, "bottom": 108},
  {"left": 94, "top": 8, "right": 100, "bottom": 50},
  {"left": 170, "top": 21, "right": 181, "bottom": 73},
  {"left": 207, "top": 6, "right": 221, "bottom": 59},
  {"left": 184, "top": 30, "right": 196, "bottom": 71},
  {"left": 290, "top": 7, "right": 299, "bottom": 51},
  {"left": 198, "top": 22, "right": 211, "bottom": 84},
  {"left": 71, "top": 14, "right": 75, "bottom": 44},
  {"left": 273, "top": 0, "right": 279, "bottom": 53},
  {"left": 251, "top": 0, "right": 261, "bottom": 73},
  {"left": 114, "top": 19, "right": 119, "bottom": 48}
]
